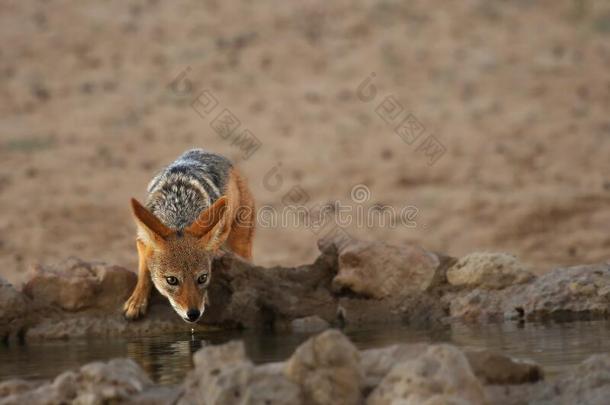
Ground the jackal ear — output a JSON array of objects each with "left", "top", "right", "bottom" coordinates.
[
  {"left": 130, "top": 198, "right": 173, "bottom": 247},
  {"left": 186, "top": 196, "right": 228, "bottom": 250}
]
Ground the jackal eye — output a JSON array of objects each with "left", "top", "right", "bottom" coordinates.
[
  {"left": 165, "top": 276, "right": 179, "bottom": 286},
  {"left": 197, "top": 274, "right": 208, "bottom": 284}
]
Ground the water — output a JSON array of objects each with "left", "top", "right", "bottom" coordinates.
[{"left": 2, "top": 320, "right": 610, "bottom": 385}]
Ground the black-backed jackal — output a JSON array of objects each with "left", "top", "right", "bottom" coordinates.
[{"left": 124, "top": 149, "right": 255, "bottom": 322}]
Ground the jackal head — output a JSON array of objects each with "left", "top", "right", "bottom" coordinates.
[{"left": 130, "top": 197, "right": 227, "bottom": 323}]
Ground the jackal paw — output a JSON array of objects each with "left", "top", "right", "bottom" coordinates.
[{"left": 123, "top": 294, "right": 148, "bottom": 320}]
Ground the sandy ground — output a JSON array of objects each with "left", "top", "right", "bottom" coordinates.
[{"left": 1, "top": 0, "right": 609, "bottom": 285}]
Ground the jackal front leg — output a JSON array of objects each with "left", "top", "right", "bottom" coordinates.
[{"left": 123, "top": 240, "right": 152, "bottom": 320}]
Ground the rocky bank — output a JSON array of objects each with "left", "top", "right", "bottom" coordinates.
[
  {"left": 2, "top": 235, "right": 610, "bottom": 404},
  {"left": 1, "top": 236, "right": 610, "bottom": 342},
  {"left": 4, "top": 328, "right": 610, "bottom": 404}
]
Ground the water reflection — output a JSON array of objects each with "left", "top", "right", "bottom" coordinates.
[
  {"left": 126, "top": 335, "right": 204, "bottom": 386},
  {"left": 2, "top": 320, "right": 610, "bottom": 385}
]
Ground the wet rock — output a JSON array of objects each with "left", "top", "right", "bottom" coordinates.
[
  {"left": 336, "top": 296, "right": 405, "bottom": 325},
  {"left": 447, "top": 252, "right": 534, "bottom": 290},
  {"left": 447, "top": 286, "right": 523, "bottom": 322},
  {"left": 520, "top": 263, "right": 610, "bottom": 320},
  {"left": 23, "top": 257, "right": 136, "bottom": 312},
  {"left": 464, "top": 348, "right": 543, "bottom": 385},
  {"left": 178, "top": 340, "right": 302, "bottom": 405},
  {"left": 291, "top": 315, "right": 330, "bottom": 333},
  {"left": 0, "top": 359, "right": 152, "bottom": 405},
  {"left": 367, "top": 344, "right": 486, "bottom": 405},
  {"left": 25, "top": 289, "right": 213, "bottom": 340},
  {"left": 285, "top": 329, "right": 363, "bottom": 405},
  {"left": 534, "top": 353, "right": 610, "bottom": 404},
  {"left": 326, "top": 238, "right": 442, "bottom": 299},
  {"left": 203, "top": 244, "right": 339, "bottom": 328},
  {"left": 335, "top": 289, "right": 448, "bottom": 328},
  {"left": 0, "top": 277, "right": 31, "bottom": 343}
]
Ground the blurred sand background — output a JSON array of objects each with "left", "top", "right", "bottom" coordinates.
[{"left": 0, "top": 0, "right": 609, "bottom": 284}]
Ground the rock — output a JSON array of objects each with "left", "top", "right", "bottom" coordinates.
[
  {"left": 23, "top": 258, "right": 136, "bottom": 312},
  {"left": 336, "top": 293, "right": 447, "bottom": 329},
  {"left": 367, "top": 344, "right": 486, "bottom": 405},
  {"left": 464, "top": 349, "right": 543, "bottom": 385},
  {"left": 336, "top": 297, "right": 406, "bottom": 325},
  {"left": 10, "top": 237, "right": 452, "bottom": 339},
  {"left": 18, "top": 247, "right": 335, "bottom": 339},
  {"left": 179, "top": 340, "right": 249, "bottom": 404},
  {"left": 178, "top": 340, "right": 302, "bottom": 405},
  {"left": 284, "top": 329, "right": 363, "bottom": 405},
  {"left": 203, "top": 244, "right": 339, "bottom": 328},
  {"left": 25, "top": 289, "right": 214, "bottom": 340},
  {"left": 534, "top": 353, "right": 610, "bottom": 404},
  {"left": 520, "top": 263, "right": 610, "bottom": 320},
  {"left": 0, "top": 359, "right": 152, "bottom": 405},
  {"left": 449, "top": 263, "right": 610, "bottom": 322},
  {"left": 447, "top": 252, "right": 534, "bottom": 290},
  {"left": 447, "top": 286, "right": 523, "bottom": 322},
  {"left": 17, "top": 241, "right": 610, "bottom": 340},
  {"left": 0, "top": 277, "right": 31, "bottom": 343},
  {"left": 326, "top": 238, "right": 442, "bottom": 299},
  {"left": 360, "top": 344, "right": 428, "bottom": 391},
  {"left": 291, "top": 315, "right": 330, "bottom": 333},
  {"left": 360, "top": 343, "right": 542, "bottom": 392}
]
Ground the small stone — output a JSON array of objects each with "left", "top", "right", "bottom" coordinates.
[
  {"left": 367, "top": 344, "right": 486, "bottom": 405},
  {"left": 0, "top": 359, "right": 151, "bottom": 404},
  {"left": 179, "top": 341, "right": 301, "bottom": 405},
  {"left": 285, "top": 329, "right": 363, "bottom": 405}
]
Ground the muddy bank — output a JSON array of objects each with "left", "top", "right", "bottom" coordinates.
[
  {"left": 4, "top": 328, "right": 610, "bottom": 405},
  {"left": 2, "top": 236, "right": 610, "bottom": 341}
]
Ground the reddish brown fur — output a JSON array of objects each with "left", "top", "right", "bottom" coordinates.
[{"left": 123, "top": 167, "right": 255, "bottom": 320}]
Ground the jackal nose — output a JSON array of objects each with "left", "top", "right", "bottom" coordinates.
[{"left": 186, "top": 309, "right": 200, "bottom": 322}]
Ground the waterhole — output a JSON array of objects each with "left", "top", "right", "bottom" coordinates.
[{"left": 2, "top": 320, "right": 610, "bottom": 385}]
